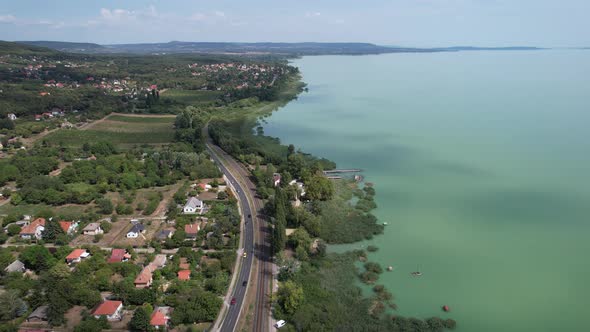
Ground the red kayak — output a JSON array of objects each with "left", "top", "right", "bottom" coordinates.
[{"left": 442, "top": 305, "right": 450, "bottom": 312}]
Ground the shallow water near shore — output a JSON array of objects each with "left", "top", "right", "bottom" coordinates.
[{"left": 263, "top": 51, "right": 590, "bottom": 331}]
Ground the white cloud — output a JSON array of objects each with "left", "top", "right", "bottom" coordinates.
[
  {"left": 305, "top": 12, "right": 321, "bottom": 18},
  {"left": 100, "top": 8, "right": 137, "bottom": 22},
  {"left": 214, "top": 11, "right": 226, "bottom": 18},
  {"left": 190, "top": 13, "right": 206, "bottom": 21},
  {"left": 0, "top": 14, "right": 17, "bottom": 23}
]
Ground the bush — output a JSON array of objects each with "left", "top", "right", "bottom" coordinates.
[
  {"left": 7, "top": 224, "right": 21, "bottom": 236},
  {"left": 367, "top": 245, "right": 379, "bottom": 252},
  {"left": 364, "top": 262, "right": 383, "bottom": 274},
  {"left": 217, "top": 191, "right": 228, "bottom": 200},
  {"left": 96, "top": 198, "right": 113, "bottom": 214},
  {"left": 116, "top": 204, "right": 133, "bottom": 215},
  {"left": 93, "top": 234, "right": 103, "bottom": 243},
  {"left": 100, "top": 221, "right": 112, "bottom": 233}
]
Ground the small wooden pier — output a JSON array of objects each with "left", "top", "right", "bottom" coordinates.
[{"left": 323, "top": 169, "right": 362, "bottom": 174}]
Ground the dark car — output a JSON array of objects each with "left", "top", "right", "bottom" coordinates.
[
  {"left": 231, "top": 297, "right": 236, "bottom": 305},
  {"left": 248, "top": 214, "right": 251, "bottom": 218},
  {"left": 242, "top": 280, "right": 247, "bottom": 287}
]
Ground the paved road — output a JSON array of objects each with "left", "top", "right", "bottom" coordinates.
[{"left": 207, "top": 143, "right": 257, "bottom": 332}]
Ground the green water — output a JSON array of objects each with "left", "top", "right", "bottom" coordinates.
[{"left": 263, "top": 51, "right": 590, "bottom": 332}]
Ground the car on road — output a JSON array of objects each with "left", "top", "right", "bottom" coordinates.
[
  {"left": 243, "top": 252, "right": 247, "bottom": 258},
  {"left": 242, "top": 280, "right": 247, "bottom": 287},
  {"left": 230, "top": 297, "right": 236, "bottom": 305},
  {"left": 248, "top": 214, "right": 251, "bottom": 218},
  {"left": 275, "top": 320, "right": 286, "bottom": 328}
]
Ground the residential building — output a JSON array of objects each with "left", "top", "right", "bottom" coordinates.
[
  {"left": 184, "top": 223, "right": 200, "bottom": 239},
  {"left": 27, "top": 305, "right": 49, "bottom": 322},
  {"left": 178, "top": 270, "right": 191, "bottom": 281},
  {"left": 156, "top": 229, "right": 174, "bottom": 241},
  {"left": 4, "top": 260, "right": 25, "bottom": 273},
  {"left": 108, "top": 249, "right": 131, "bottom": 263},
  {"left": 19, "top": 218, "right": 45, "bottom": 240},
  {"left": 151, "top": 254, "right": 167, "bottom": 268},
  {"left": 59, "top": 220, "right": 78, "bottom": 234},
  {"left": 134, "top": 265, "right": 154, "bottom": 288},
  {"left": 126, "top": 223, "right": 145, "bottom": 238},
  {"left": 93, "top": 300, "right": 123, "bottom": 321},
  {"left": 183, "top": 197, "right": 204, "bottom": 214},
  {"left": 83, "top": 223, "right": 103, "bottom": 235},
  {"left": 66, "top": 249, "right": 90, "bottom": 264},
  {"left": 7, "top": 113, "right": 17, "bottom": 121},
  {"left": 150, "top": 307, "right": 172, "bottom": 330}
]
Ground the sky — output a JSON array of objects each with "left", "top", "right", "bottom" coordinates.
[{"left": 0, "top": 0, "right": 588, "bottom": 47}]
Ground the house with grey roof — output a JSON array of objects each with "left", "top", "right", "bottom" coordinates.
[
  {"left": 126, "top": 223, "right": 146, "bottom": 238},
  {"left": 27, "top": 305, "right": 48, "bottom": 322},
  {"left": 183, "top": 197, "right": 204, "bottom": 214},
  {"left": 4, "top": 260, "right": 25, "bottom": 273}
]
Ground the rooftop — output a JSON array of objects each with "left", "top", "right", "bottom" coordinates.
[{"left": 93, "top": 300, "right": 122, "bottom": 315}]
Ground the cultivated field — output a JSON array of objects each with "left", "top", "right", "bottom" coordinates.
[
  {"left": 45, "top": 113, "right": 176, "bottom": 148},
  {"left": 161, "top": 89, "right": 222, "bottom": 106}
]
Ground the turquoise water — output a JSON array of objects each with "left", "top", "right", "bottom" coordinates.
[{"left": 263, "top": 51, "right": 590, "bottom": 331}]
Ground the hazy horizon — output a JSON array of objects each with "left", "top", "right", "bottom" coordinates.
[{"left": 1, "top": 1, "right": 589, "bottom": 48}]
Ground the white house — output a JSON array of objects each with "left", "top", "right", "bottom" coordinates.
[
  {"left": 83, "top": 223, "right": 103, "bottom": 235},
  {"left": 93, "top": 300, "right": 123, "bottom": 321},
  {"left": 66, "top": 249, "right": 91, "bottom": 264},
  {"left": 19, "top": 218, "right": 45, "bottom": 240},
  {"left": 183, "top": 197, "right": 204, "bottom": 214},
  {"left": 7, "top": 113, "right": 17, "bottom": 121},
  {"left": 126, "top": 224, "right": 146, "bottom": 238}
]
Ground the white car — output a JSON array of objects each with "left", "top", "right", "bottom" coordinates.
[{"left": 275, "top": 320, "right": 286, "bottom": 329}]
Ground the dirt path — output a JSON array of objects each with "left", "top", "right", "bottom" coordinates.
[
  {"left": 20, "top": 127, "right": 60, "bottom": 148},
  {"left": 81, "top": 112, "right": 176, "bottom": 131},
  {"left": 150, "top": 181, "right": 183, "bottom": 218}
]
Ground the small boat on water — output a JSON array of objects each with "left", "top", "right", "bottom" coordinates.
[
  {"left": 442, "top": 305, "right": 450, "bottom": 312},
  {"left": 411, "top": 264, "right": 422, "bottom": 277},
  {"left": 387, "top": 266, "right": 393, "bottom": 271},
  {"left": 382, "top": 222, "right": 388, "bottom": 226}
]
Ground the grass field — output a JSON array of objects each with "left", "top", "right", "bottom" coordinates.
[
  {"left": 45, "top": 114, "right": 176, "bottom": 148},
  {"left": 161, "top": 89, "right": 222, "bottom": 106},
  {"left": 0, "top": 203, "right": 90, "bottom": 217}
]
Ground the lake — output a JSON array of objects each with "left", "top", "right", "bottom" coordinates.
[{"left": 263, "top": 51, "right": 590, "bottom": 331}]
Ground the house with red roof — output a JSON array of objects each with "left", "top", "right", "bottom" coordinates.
[
  {"left": 20, "top": 218, "right": 45, "bottom": 240},
  {"left": 108, "top": 249, "right": 131, "bottom": 263},
  {"left": 66, "top": 249, "right": 90, "bottom": 264},
  {"left": 93, "top": 300, "right": 123, "bottom": 321},
  {"left": 184, "top": 223, "right": 200, "bottom": 239},
  {"left": 178, "top": 270, "right": 191, "bottom": 281},
  {"left": 59, "top": 221, "right": 78, "bottom": 234},
  {"left": 150, "top": 307, "right": 172, "bottom": 330},
  {"left": 134, "top": 265, "right": 155, "bottom": 288}
]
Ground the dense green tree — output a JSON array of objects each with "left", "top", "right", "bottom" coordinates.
[
  {"left": 42, "top": 220, "right": 65, "bottom": 242},
  {"left": 20, "top": 245, "right": 56, "bottom": 271},
  {"left": 6, "top": 224, "right": 21, "bottom": 236},
  {"left": 277, "top": 280, "right": 304, "bottom": 315},
  {"left": 305, "top": 174, "right": 334, "bottom": 201},
  {"left": 74, "top": 315, "right": 109, "bottom": 332},
  {"left": 96, "top": 198, "right": 114, "bottom": 214},
  {"left": 129, "top": 306, "right": 150, "bottom": 331},
  {"left": 0, "top": 290, "right": 28, "bottom": 320}
]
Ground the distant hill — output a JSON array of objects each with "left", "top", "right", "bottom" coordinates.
[
  {"left": 9, "top": 40, "right": 548, "bottom": 56},
  {"left": 101, "top": 41, "right": 434, "bottom": 55},
  {"left": 0, "top": 40, "right": 58, "bottom": 55},
  {"left": 17, "top": 40, "right": 105, "bottom": 52},
  {"left": 431, "top": 46, "right": 545, "bottom": 51}
]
